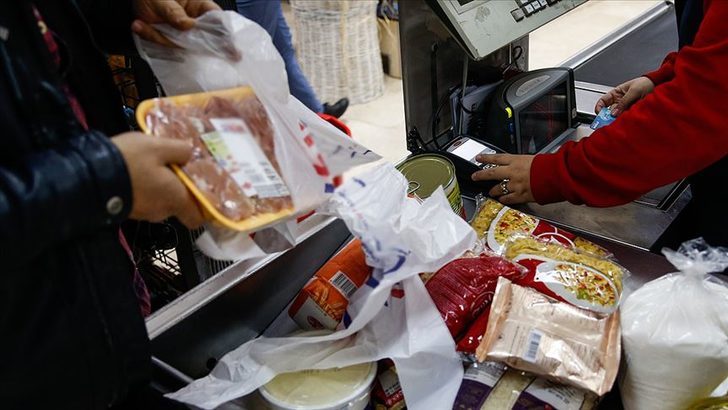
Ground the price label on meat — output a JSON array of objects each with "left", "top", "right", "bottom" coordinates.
[{"left": 203, "top": 118, "right": 290, "bottom": 199}]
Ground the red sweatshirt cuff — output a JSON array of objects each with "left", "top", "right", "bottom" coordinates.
[
  {"left": 530, "top": 153, "right": 566, "bottom": 205},
  {"left": 644, "top": 52, "right": 677, "bottom": 85}
]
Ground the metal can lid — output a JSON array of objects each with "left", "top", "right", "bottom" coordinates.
[{"left": 396, "top": 154, "right": 456, "bottom": 198}]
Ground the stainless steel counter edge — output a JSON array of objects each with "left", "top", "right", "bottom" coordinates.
[
  {"left": 559, "top": 1, "right": 674, "bottom": 70},
  {"left": 145, "top": 214, "right": 338, "bottom": 339}
]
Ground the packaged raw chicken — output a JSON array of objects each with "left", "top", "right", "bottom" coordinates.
[
  {"left": 289, "top": 239, "right": 372, "bottom": 330},
  {"left": 138, "top": 87, "right": 296, "bottom": 232},
  {"left": 426, "top": 254, "right": 526, "bottom": 337},
  {"left": 476, "top": 278, "right": 621, "bottom": 396},
  {"left": 135, "top": 10, "right": 379, "bottom": 239},
  {"left": 504, "top": 235, "right": 626, "bottom": 314},
  {"left": 470, "top": 196, "right": 610, "bottom": 257}
]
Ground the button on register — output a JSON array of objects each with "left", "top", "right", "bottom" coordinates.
[
  {"left": 531, "top": 1, "right": 542, "bottom": 11},
  {"left": 523, "top": 3, "right": 535, "bottom": 15},
  {"left": 511, "top": 8, "right": 525, "bottom": 21},
  {"left": 547, "top": 0, "right": 558, "bottom": 4},
  {"left": 539, "top": 0, "right": 548, "bottom": 7},
  {"left": 516, "top": 0, "right": 531, "bottom": 6}
]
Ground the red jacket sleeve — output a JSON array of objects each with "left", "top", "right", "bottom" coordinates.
[
  {"left": 531, "top": 0, "right": 728, "bottom": 207},
  {"left": 644, "top": 52, "right": 677, "bottom": 85}
]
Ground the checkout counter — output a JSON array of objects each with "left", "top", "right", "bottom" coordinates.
[{"left": 146, "top": 0, "right": 687, "bottom": 406}]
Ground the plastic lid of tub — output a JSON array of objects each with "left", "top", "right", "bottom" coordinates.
[{"left": 259, "top": 362, "right": 377, "bottom": 410}]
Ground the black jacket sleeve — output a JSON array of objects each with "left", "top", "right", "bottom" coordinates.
[
  {"left": 73, "top": 0, "right": 137, "bottom": 54},
  {"left": 0, "top": 131, "right": 132, "bottom": 265}
]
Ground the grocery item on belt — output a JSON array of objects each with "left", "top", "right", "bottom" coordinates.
[
  {"left": 289, "top": 239, "right": 372, "bottom": 330},
  {"left": 687, "top": 396, "right": 728, "bottom": 410},
  {"left": 619, "top": 238, "right": 728, "bottom": 410},
  {"left": 476, "top": 278, "right": 621, "bottom": 396},
  {"left": 137, "top": 86, "right": 294, "bottom": 231},
  {"left": 372, "top": 359, "right": 406, "bottom": 410},
  {"left": 453, "top": 362, "right": 598, "bottom": 410},
  {"left": 396, "top": 154, "right": 466, "bottom": 219},
  {"left": 504, "top": 235, "right": 626, "bottom": 313},
  {"left": 470, "top": 196, "right": 610, "bottom": 257},
  {"left": 426, "top": 254, "right": 526, "bottom": 337},
  {"left": 258, "top": 361, "right": 377, "bottom": 410},
  {"left": 456, "top": 307, "right": 491, "bottom": 356}
]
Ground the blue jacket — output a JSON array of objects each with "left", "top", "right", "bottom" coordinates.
[{"left": 0, "top": 1, "right": 150, "bottom": 408}]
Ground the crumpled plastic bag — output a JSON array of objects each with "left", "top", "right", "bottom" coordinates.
[
  {"left": 134, "top": 11, "right": 379, "bottom": 260},
  {"left": 620, "top": 238, "right": 728, "bottom": 410},
  {"left": 166, "top": 162, "right": 478, "bottom": 409}
]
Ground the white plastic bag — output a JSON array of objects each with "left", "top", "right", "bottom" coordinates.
[
  {"left": 135, "top": 11, "right": 379, "bottom": 259},
  {"left": 166, "top": 163, "right": 477, "bottom": 409},
  {"left": 620, "top": 238, "right": 728, "bottom": 410}
]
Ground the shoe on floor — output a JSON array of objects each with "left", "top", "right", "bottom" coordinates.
[{"left": 322, "top": 98, "right": 349, "bottom": 118}]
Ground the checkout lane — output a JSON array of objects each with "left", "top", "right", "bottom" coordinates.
[{"left": 144, "top": 1, "right": 728, "bottom": 408}]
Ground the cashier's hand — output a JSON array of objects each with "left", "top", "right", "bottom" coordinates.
[
  {"left": 471, "top": 154, "right": 535, "bottom": 205},
  {"left": 131, "top": 0, "right": 221, "bottom": 48},
  {"left": 112, "top": 132, "right": 205, "bottom": 229},
  {"left": 595, "top": 76, "right": 655, "bottom": 117}
]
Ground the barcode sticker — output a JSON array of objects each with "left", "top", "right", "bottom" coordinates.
[
  {"left": 524, "top": 329, "right": 543, "bottom": 362},
  {"left": 330, "top": 271, "right": 358, "bottom": 298},
  {"left": 201, "top": 118, "right": 290, "bottom": 199}
]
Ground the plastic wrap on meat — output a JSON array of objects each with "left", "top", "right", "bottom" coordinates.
[{"left": 144, "top": 93, "right": 293, "bottom": 221}]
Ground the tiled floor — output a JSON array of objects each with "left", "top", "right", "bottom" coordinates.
[{"left": 286, "top": 1, "right": 664, "bottom": 163}]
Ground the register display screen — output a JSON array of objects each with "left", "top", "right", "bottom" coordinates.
[{"left": 518, "top": 82, "right": 569, "bottom": 154}]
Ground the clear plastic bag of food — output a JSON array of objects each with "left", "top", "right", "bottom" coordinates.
[
  {"left": 470, "top": 196, "right": 611, "bottom": 258},
  {"left": 476, "top": 278, "right": 621, "bottom": 396},
  {"left": 453, "top": 361, "right": 598, "bottom": 409},
  {"left": 620, "top": 238, "right": 728, "bottom": 410},
  {"left": 503, "top": 234, "right": 627, "bottom": 313},
  {"left": 135, "top": 11, "right": 379, "bottom": 237},
  {"left": 425, "top": 253, "right": 526, "bottom": 337}
]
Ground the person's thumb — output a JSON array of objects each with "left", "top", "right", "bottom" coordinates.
[{"left": 156, "top": 138, "right": 194, "bottom": 165}]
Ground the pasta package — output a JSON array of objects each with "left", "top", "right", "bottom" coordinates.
[
  {"left": 476, "top": 278, "right": 621, "bottom": 396},
  {"left": 426, "top": 254, "right": 526, "bottom": 337},
  {"left": 453, "top": 362, "right": 598, "bottom": 410},
  {"left": 504, "top": 235, "right": 627, "bottom": 313},
  {"left": 289, "top": 239, "right": 372, "bottom": 330},
  {"left": 470, "top": 197, "right": 611, "bottom": 258},
  {"left": 137, "top": 87, "right": 295, "bottom": 231}
]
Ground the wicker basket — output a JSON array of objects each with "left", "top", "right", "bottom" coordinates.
[{"left": 291, "top": 0, "right": 384, "bottom": 105}]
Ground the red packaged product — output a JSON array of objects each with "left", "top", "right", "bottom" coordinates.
[
  {"left": 456, "top": 307, "right": 491, "bottom": 355},
  {"left": 425, "top": 255, "right": 525, "bottom": 337},
  {"left": 372, "top": 359, "right": 406, "bottom": 410}
]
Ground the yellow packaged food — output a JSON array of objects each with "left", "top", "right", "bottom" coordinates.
[{"left": 470, "top": 196, "right": 611, "bottom": 258}]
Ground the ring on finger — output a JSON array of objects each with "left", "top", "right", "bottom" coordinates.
[{"left": 500, "top": 178, "right": 510, "bottom": 196}]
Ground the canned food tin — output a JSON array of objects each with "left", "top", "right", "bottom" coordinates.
[{"left": 396, "top": 154, "right": 465, "bottom": 218}]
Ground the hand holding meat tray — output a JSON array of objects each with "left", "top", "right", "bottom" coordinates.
[{"left": 134, "top": 11, "right": 379, "bottom": 235}]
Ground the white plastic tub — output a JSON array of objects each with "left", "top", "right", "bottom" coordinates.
[{"left": 258, "top": 362, "right": 377, "bottom": 410}]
